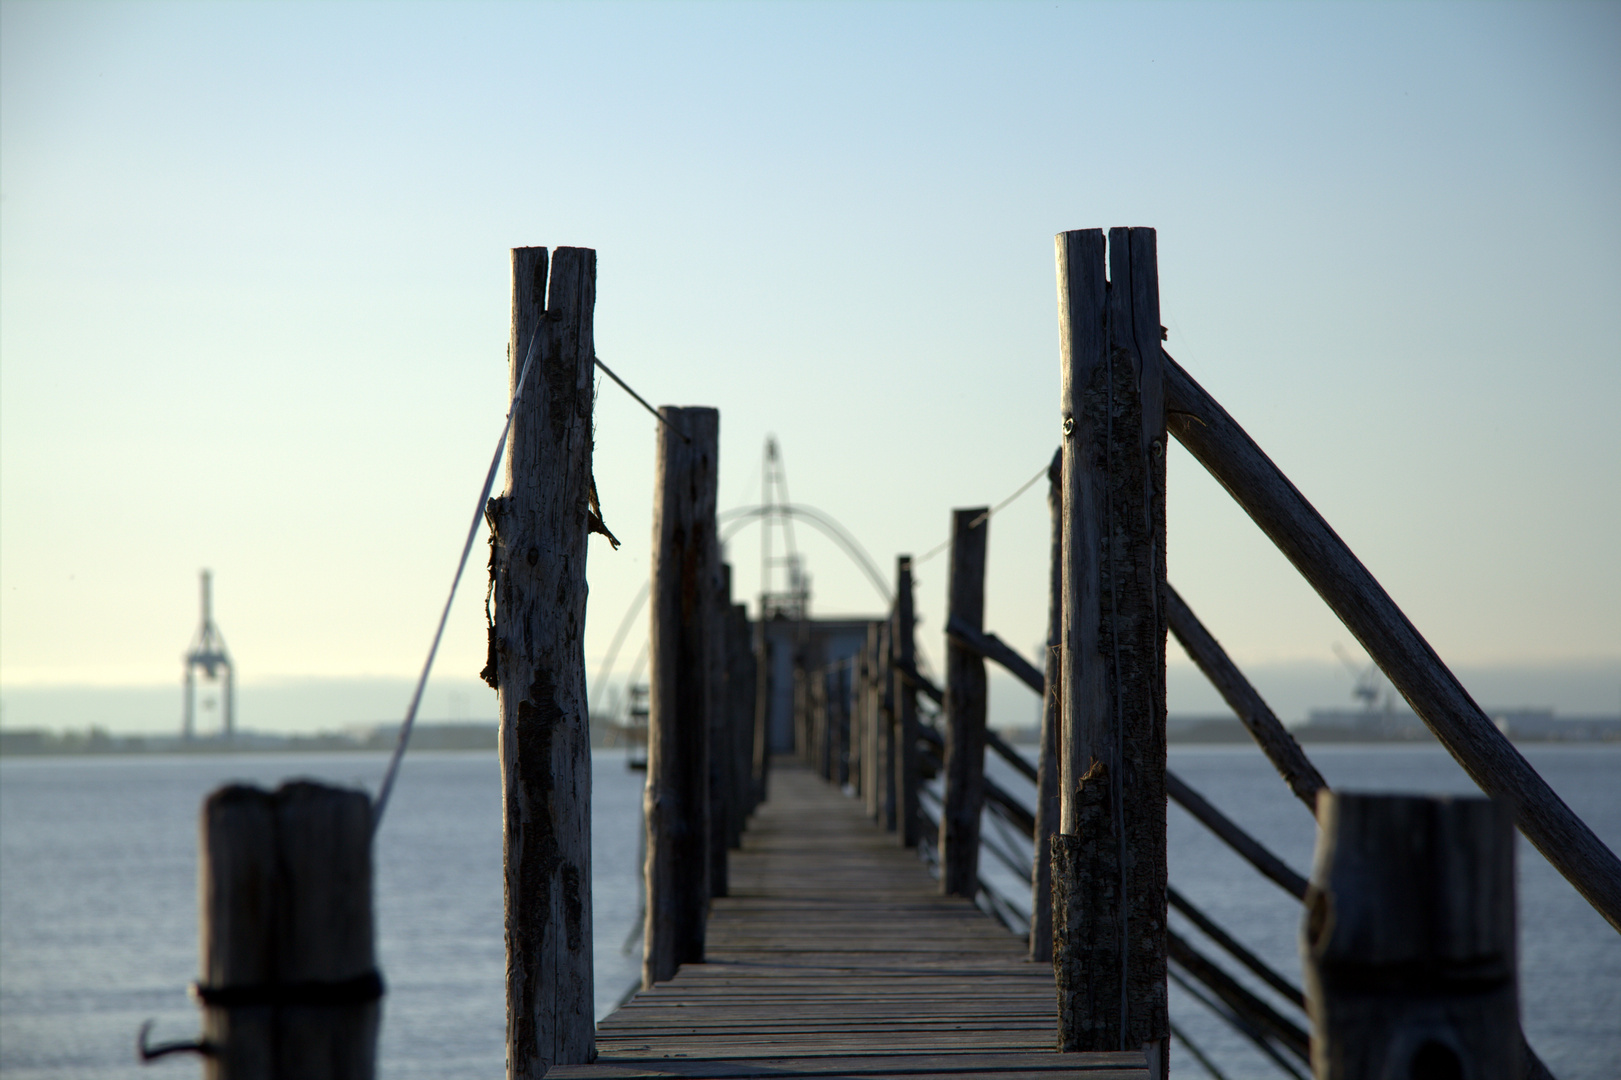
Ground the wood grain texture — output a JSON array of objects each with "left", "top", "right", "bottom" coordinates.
[
  {"left": 645, "top": 406, "right": 720, "bottom": 988},
  {"left": 1164, "top": 350, "right": 1621, "bottom": 933},
  {"left": 489, "top": 245, "right": 597, "bottom": 1074},
  {"left": 941, "top": 508, "right": 990, "bottom": 898},
  {"left": 563, "top": 764, "right": 1147, "bottom": 1080},
  {"left": 1054, "top": 228, "right": 1168, "bottom": 1056},
  {"left": 1305, "top": 792, "right": 1519, "bottom": 1079},
  {"left": 199, "top": 782, "right": 378, "bottom": 1080}
]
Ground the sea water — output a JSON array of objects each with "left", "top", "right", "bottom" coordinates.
[{"left": 1, "top": 744, "right": 1615, "bottom": 1079}]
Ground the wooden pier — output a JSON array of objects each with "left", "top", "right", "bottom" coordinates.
[{"left": 554, "top": 763, "right": 1146, "bottom": 1080}]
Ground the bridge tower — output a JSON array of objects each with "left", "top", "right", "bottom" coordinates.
[{"left": 182, "top": 569, "right": 234, "bottom": 740}]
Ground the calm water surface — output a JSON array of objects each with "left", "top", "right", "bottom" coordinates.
[{"left": 1, "top": 744, "right": 1616, "bottom": 1079}]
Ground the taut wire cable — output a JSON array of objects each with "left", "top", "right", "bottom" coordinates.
[{"left": 371, "top": 327, "right": 544, "bottom": 832}]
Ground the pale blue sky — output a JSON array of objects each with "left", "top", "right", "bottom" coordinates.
[{"left": 3, "top": 1, "right": 1618, "bottom": 730}]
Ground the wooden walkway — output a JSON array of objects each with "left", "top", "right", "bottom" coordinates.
[{"left": 551, "top": 763, "right": 1147, "bottom": 1080}]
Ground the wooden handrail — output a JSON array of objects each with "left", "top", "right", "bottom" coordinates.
[
  {"left": 945, "top": 615, "right": 1311, "bottom": 903},
  {"left": 1166, "top": 772, "right": 1309, "bottom": 901},
  {"left": 1165, "top": 351, "right": 1621, "bottom": 933},
  {"left": 1169, "top": 930, "right": 1310, "bottom": 1064},
  {"left": 1167, "top": 886, "right": 1304, "bottom": 1010},
  {"left": 1166, "top": 585, "right": 1327, "bottom": 813}
]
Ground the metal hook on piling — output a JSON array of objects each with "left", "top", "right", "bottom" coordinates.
[{"left": 137, "top": 1019, "right": 213, "bottom": 1063}]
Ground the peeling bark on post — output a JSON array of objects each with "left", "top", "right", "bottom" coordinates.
[
  {"left": 1053, "top": 228, "right": 1168, "bottom": 1064},
  {"left": 643, "top": 406, "right": 719, "bottom": 988},
  {"left": 487, "top": 246, "right": 597, "bottom": 1076},
  {"left": 893, "top": 556, "right": 920, "bottom": 848},
  {"left": 1031, "top": 447, "right": 1063, "bottom": 963},
  {"left": 940, "top": 507, "right": 989, "bottom": 898}
]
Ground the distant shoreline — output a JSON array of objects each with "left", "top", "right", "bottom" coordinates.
[{"left": 5, "top": 714, "right": 1618, "bottom": 758}]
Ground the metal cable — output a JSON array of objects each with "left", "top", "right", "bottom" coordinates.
[{"left": 371, "top": 327, "right": 543, "bottom": 832}]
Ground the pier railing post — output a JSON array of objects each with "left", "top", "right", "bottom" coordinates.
[
  {"left": 488, "top": 245, "right": 597, "bottom": 1073},
  {"left": 1052, "top": 227, "right": 1169, "bottom": 1068},
  {"left": 709, "top": 563, "right": 731, "bottom": 897},
  {"left": 893, "top": 556, "right": 920, "bottom": 848},
  {"left": 198, "top": 781, "right": 379, "bottom": 1080},
  {"left": 1030, "top": 447, "right": 1063, "bottom": 963},
  {"left": 1304, "top": 792, "right": 1520, "bottom": 1080},
  {"left": 751, "top": 617, "right": 772, "bottom": 805},
  {"left": 865, "top": 622, "right": 883, "bottom": 820},
  {"left": 726, "top": 598, "right": 756, "bottom": 841},
  {"left": 644, "top": 405, "right": 719, "bottom": 987},
  {"left": 940, "top": 507, "right": 989, "bottom": 898},
  {"left": 879, "top": 620, "right": 897, "bottom": 832}
]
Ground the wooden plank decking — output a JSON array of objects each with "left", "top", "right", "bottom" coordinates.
[{"left": 551, "top": 763, "right": 1147, "bottom": 1080}]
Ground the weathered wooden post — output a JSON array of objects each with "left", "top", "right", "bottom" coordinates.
[
  {"left": 726, "top": 600, "right": 756, "bottom": 842},
  {"left": 849, "top": 652, "right": 865, "bottom": 796},
  {"left": 940, "top": 507, "right": 989, "bottom": 897},
  {"left": 813, "top": 666, "right": 831, "bottom": 780},
  {"left": 1051, "top": 227, "right": 1169, "bottom": 1071},
  {"left": 864, "top": 622, "right": 884, "bottom": 820},
  {"left": 751, "top": 619, "right": 772, "bottom": 805},
  {"left": 196, "top": 781, "right": 379, "bottom": 1080},
  {"left": 892, "top": 555, "right": 920, "bottom": 848},
  {"left": 709, "top": 564, "right": 732, "bottom": 897},
  {"left": 1030, "top": 446, "right": 1063, "bottom": 963},
  {"left": 486, "top": 246, "right": 597, "bottom": 1074},
  {"left": 1304, "top": 793, "right": 1520, "bottom": 1080},
  {"left": 643, "top": 406, "right": 719, "bottom": 987},
  {"left": 879, "top": 620, "right": 897, "bottom": 832}
]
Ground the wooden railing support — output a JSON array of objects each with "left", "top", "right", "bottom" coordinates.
[
  {"left": 199, "top": 781, "right": 380, "bottom": 1080},
  {"left": 709, "top": 565, "right": 731, "bottom": 897},
  {"left": 644, "top": 405, "right": 719, "bottom": 987},
  {"left": 940, "top": 507, "right": 989, "bottom": 898},
  {"left": 1031, "top": 448, "right": 1063, "bottom": 964},
  {"left": 879, "top": 620, "right": 897, "bottom": 832},
  {"left": 1166, "top": 584, "right": 1326, "bottom": 813},
  {"left": 726, "top": 599, "right": 756, "bottom": 839},
  {"left": 865, "top": 622, "right": 883, "bottom": 820},
  {"left": 488, "top": 245, "right": 597, "bottom": 1072},
  {"left": 1305, "top": 792, "right": 1520, "bottom": 1079},
  {"left": 1053, "top": 227, "right": 1168, "bottom": 1065},
  {"left": 893, "top": 556, "right": 921, "bottom": 848},
  {"left": 751, "top": 618, "right": 772, "bottom": 806},
  {"left": 1165, "top": 351, "right": 1621, "bottom": 932}
]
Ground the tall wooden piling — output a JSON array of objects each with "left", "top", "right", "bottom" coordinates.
[
  {"left": 487, "top": 246, "right": 597, "bottom": 1074},
  {"left": 879, "top": 620, "right": 897, "bottom": 832},
  {"left": 1052, "top": 227, "right": 1168, "bottom": 1066},
  {"left": 864, "top": 622, "right": 883, "bottom": 820},
  {"left": 1030, "top": 447, "right": 1063, "bottom": 964},
  {"left": 751, "top": 619, "right": 773, "bottom": 805},
  {"left": 644, "top": 406, "right": 719, "bottom": 987},
  {"left": 726, "top": 600, "right": 756, "bottom": 842},
  {"left": 893, "top": 556, "right": 920, "bottom": 848},
  {"left": 709, "top": 564, "right": 731, "bottom": 898},
  {"left": 940, "top": 507, "right": 989, "bottom": 898},
  {"left": 198, "top": 781, "right": 379, "bottom": 1080},
  {"left": 1304, "top": 793, "right": 1520, "bottom": 1080}
]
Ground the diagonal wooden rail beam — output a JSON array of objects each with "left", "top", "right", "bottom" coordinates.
[
  {"left": 1165, "top": 586, "right": 1326, "bottom": 813},
  {"left": 1164, "top": 351, "right": 1621, "bottom": 933}
]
